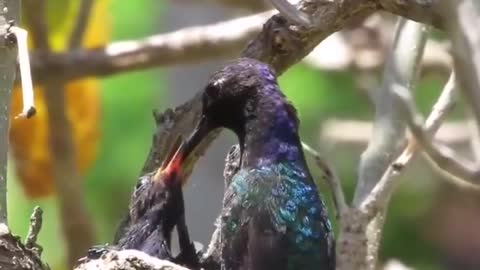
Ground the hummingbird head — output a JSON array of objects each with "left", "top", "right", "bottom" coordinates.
[{"left": 177, "top": 58, "right": 279, "bottom": 163}]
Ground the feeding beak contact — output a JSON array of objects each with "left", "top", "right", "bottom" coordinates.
[{"left": 155, "top": 116, "right": 212, "bottom": 186}]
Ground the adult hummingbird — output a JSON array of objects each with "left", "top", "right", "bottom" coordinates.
[{"left": 176, "top": 58, "right": 335, "bottom": 270}]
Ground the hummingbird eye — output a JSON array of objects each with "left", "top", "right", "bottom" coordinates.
[{"left": 205, "top": 78, "right": 224, "bottom": 100}]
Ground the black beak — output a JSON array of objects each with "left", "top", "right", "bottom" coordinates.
[
  {"left": 178, "top": 115, "right": 211, "bottom": 163},
  {"left": 157, "top": 115, "right": 211, "bottom": 184}
]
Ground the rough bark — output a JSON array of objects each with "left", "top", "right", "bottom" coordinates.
[{"left": 0, "top": 0, "right": 19, "bottom": 225}]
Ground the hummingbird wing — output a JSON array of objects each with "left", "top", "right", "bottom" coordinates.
[
  {"left": 220, "top": 166, "right": 335, "bottom": 270},
  {"left": 220, "top": 170, "right": 289, "bottom": 270},
  {"left": 245, "top": 209, "right": 289, "bottom": 270}
]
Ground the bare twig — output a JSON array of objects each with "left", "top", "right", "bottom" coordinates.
[
  {"left": 9, "top": 26, "right": 36, "bottom": 119},
  {"left": 353, "top": 19, "right": 427, "bottom": 206},
  {"left": 31, "top": 11, "right": 275, "bottom": 83},
  {"left": 44, "top": 82, "right": 96, "bottom": 267},
  {"left": 438, "top": 1, "right": 480, "bottom": 132},
  {"left": 24, "top": 206, "right": 43, "bottom": 256},
  {"left": 75, "top": 249, "right": 190, "bottom": 270},
  {"left": 23, "top": 0, "right": 49, "bottom": 50},
  {"left": 378, "top": 0, "right": 442, "bottom": 28},
  {"left": 0, "top": 0, "right": 20, "bottom": 224},
  {"left": 383, "top": 259, "right": 414, "bottom": 270},
  {"left": 24, "top": 1, "right": 96, "bottom": 266},
  {"left": 393, "top": 83, "right": 480, "bottom": 187},
  {"left": 29, "top": 18, "right": 451, "bottom": 84},
  {"left": 301, "top": 142, "right": 347, "bottom": 218},
  {"left": 0, "top": 3, "right": 48, "bottom": 269},
  {"left": 305, "top": 30, "right": 450, "bottom": 75},
  {"left": 176, "top": 0, "right": 270, "bottom": 11},
  {"left": 69, "top": 0, "right": 94, "bottom": 49},
  {"left": 361, "top": 72, "right": 458, "bottom": 213},
  {"left": 335, "top": 19, "right": 427, "bottom": 270},
  {"left": 321, "top": 120, "right": 468, "bottom": 146},
  {"left": 467, "top": 117, "right": 480, "bottom": 161},
  {"left": 28, "top": 0, "right": 445, "bottom": 84},
  {"left": 268, "top": 0, "right": 312, "bottom": 26}
]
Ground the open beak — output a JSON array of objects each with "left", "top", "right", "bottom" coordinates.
[{"left": 155, "top": 116, "right": 211, "bottom": 186}]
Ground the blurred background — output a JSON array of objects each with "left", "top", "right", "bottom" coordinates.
[{"left": 7, "top": 1, "right": 480, "bottom": 270}]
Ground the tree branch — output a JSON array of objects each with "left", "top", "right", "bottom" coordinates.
[
  {"left": 336, "top": 19, "right": 427, "bottom": 270},
  {"left": 268, "top": 0, "right": 312, "bottom": 26},
  {"left": 304, "top": 14, "right": 451, "bottom": 75},
  {"left": 321, "top": 120, "right": 468, "bottom": 146},
  {"left": 393, "top": 82, "right": 480, "bottom": 188},
  {"left": 0, "top": 2, "right": 49, "bottom": 269},
  {"left": 302, "top": 142, "right": 348, "bottom": 218},
  {"left": 438, "top": 1, "right": 480, "bottom": 150},
  {"left": 0, "top": 0, "right": 20, "bottom": 224},
  {"left": 69, "top": 0, "right": 94, "bottom": 49},
  {"left": 31, "top": 11, "right": 274, "bottom": 83},
  {"left": 378, "top": 0, "right": 442, "bottom": 28},
  {"left": 383, "top": 259, "right": 414, "bottom": 270},
  {"left": 23, "top": 1, "right": 96, "bottom": 266},
  {"left": 467, "top": 117, "right": 480, "bottom": 161},
  {"left": 360, "top": 72, "right": 458, "bottom": 213},
  {"left": 24, "top": 206, "right": 43, "bottom": 255},
  {"left": 23, "top": 0, "right": 49, "bottom": 50},
  {"left": 74, "top": 249, "right": 190, "bottom": 270},
  {"left": 353, "top": 19, "right": 427, "bottom": 206},
  {"left": 176, "top": 0, "right": 269, "bottom": 11},
  {"left": 28, "top": 0, "right": 446, "bottom": 84}
]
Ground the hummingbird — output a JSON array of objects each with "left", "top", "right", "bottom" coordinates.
[
  {"left": 91, "top": 138, "right": 199, "bottom": 268},
  {"left": 176, "top": 58, "right": 335, "bottom": 270}
]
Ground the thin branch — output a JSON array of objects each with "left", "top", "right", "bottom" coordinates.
[
  {"left": 336, "top": 19, "right": 427, "bottom": 270},
  {"left": 353, "top": 19, "right": 428, "bottom": 206},
  {"left": 0, "top": 0, "right": 20, "bottom": 224},
  {"left": 9, "top": 26, "right": 36, "bottom": 119},
  {"left": 378, "top": 0, "right": 443, "bottom": 28},
  {"left": 176, "top": 0, "right": 270, "bottom": 11},
  {"left": 393, "top": 83, "right": 480, "bottom": 187},
  {"left": 361, "top": 72, "right": 458, "bottom": 213},
  {"left": 68, "top": 0, "right": 94, "bottom": 49},
  {"left": 305, "top": 30, "right": 450, "bottom": 75},
  {"left": 438, "top": 1, "right": 480, "bottom": 133},
  {"left": 467, "top": 117, "right": 480, "bottom": 162},
  {"left": 268, "top": 0, "right": 312, "bottom": 27},
  {"left": 25, "top": 1, "right": 95, "bottom": 265},
  {"left": 28, "top": 0, "right": 445, "bottom": 83},
  {"left": 44, "top": 82, "right": 96, "bottom": 267},
  {"left": 75, "top": 249, "right": 190, "bottom": 270},
  {"left": 321, "top": 120, "right": 468, "bottom": 146},
  {"left": 24, "top": 206, "right": 43, "bottom": 256},
  {"left": 23, "top": 0, "right": 49, "bottom": 50},
  {"left": 302, "top": 142, "right": 348, "bottom": 218},
  {"left": 383, "top": 259, "right": 414, "bottom": 270},
  {"left": 31, "top": 11, "right": 275, "bottom": 83}
]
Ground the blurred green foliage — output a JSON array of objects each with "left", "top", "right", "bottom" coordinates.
[{"left": 8, "top": 2, "right": 456, "bottom": 270}]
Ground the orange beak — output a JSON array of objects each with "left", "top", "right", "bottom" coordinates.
[
  {"left": 153, "top": 135, "right": 186, "bottom": 186},
  {"left": 153, "top": 115, "right": 211, "bottom": 186}
]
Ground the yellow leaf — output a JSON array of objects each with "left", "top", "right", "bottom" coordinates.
[
  {"left": 10, "top": 0, "right": 109, "bottom": 198},
  {"left": 10, "top": 80, "right": 100, "bottom": 197}
]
